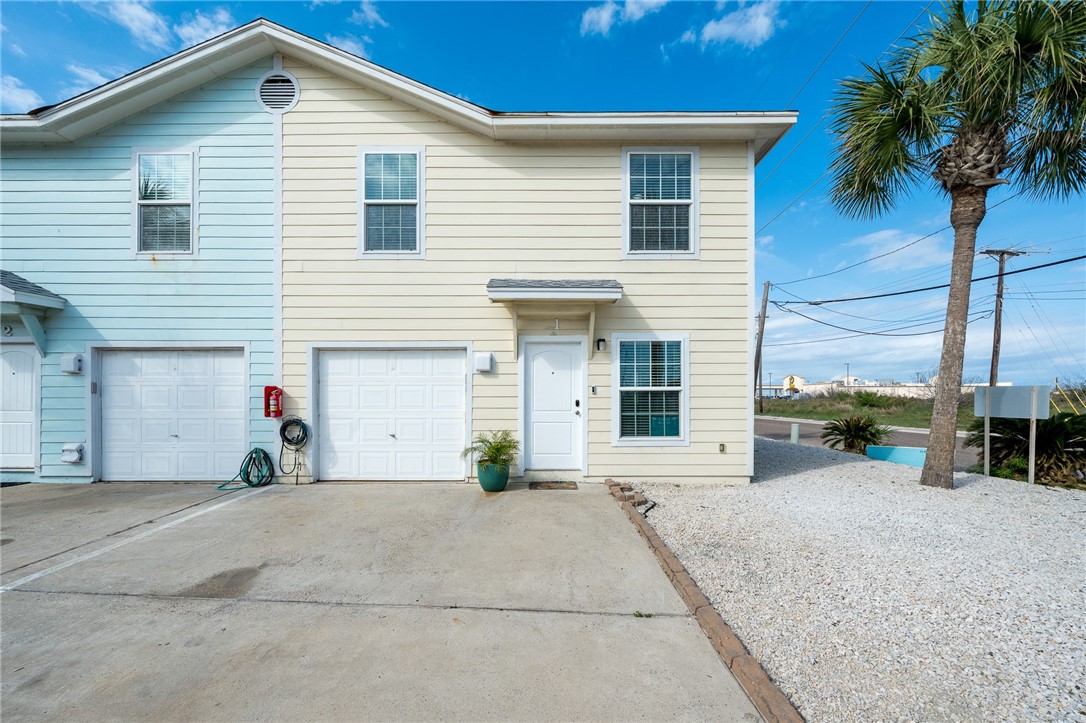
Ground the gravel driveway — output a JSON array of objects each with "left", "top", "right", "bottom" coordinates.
[{"left": 639, "top": 437, "right": 1086, "bottom": 723}]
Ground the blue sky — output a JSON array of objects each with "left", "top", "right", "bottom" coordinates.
[{"left": 2, "top": 1, "right": 1083, "bottom": 388}]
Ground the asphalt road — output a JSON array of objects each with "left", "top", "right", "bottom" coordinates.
[{"left": 754, "top": 416, "right": 978, "bottom": 472}]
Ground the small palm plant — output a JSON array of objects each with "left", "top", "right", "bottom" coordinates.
[
  {"left": 461, "top": 430, "right": 521, "bottom": 492},
  {"left": 821, "top": 415, "right": 893, "bottom": 455}
]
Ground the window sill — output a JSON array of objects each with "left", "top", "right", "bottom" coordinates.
[
  {"left": 134, "top": 252, "right": 196, "bottom": 260},
  {"left": 356, "top": 251, "right": 426, "bottom": 260},
  {"left": 611, "top": 437, "right": 690, "bottom": 448},
  {"left": 621, "top": 251, "right": 699, "bottom": 260}
]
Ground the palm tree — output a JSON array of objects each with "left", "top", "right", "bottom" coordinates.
[{"left": 829, "top": 1, "right": 1086, "bottom": 489}]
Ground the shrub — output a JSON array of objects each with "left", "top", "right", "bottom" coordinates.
[
  {"left": 854, "top": 390, "right": 897, "bottom": 409},
  {"left": 821, "top": 415, "right": 893, "bottom": 454},
  {"left": 965, "top": 413, "right": 1086, "bottom": 489}
]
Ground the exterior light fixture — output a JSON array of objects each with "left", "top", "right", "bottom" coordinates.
[{"left": 596, "top": 338, "right": 607, "bottom": 352}]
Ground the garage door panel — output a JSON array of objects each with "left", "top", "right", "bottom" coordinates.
[
  {"left": 102, "top": 349, "right": 246, "bottom": 481},
  {"left": 178, "top": 385, "right": 210, "bottom": 411},
  {"left": 359, "top": 386, "right": 390, "bottom": 411},
  {"left": 140, "top": 451, "right": 175, "bottom": 479},
  {"left": 319, "top": 349, "right": 466, "bottom": 481},
  {"left": 395, "top": 385, "right": 427, "bottom": 410},
  {"left": 140, "top": 385, "right": 174, "bottom": 412},
  {"left": 359, "top": 419, "right": 388, "bottom": 444}
]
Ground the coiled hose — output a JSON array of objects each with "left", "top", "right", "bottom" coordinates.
[
  {"left": 279, "top": 416, "right": 309, "bottom": 483},
  {"left": 217, "top": 448, "right": 275, "bottom": 491}
]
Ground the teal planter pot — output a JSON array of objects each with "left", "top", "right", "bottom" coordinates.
[{"left": 477, "top": 463, "right": 510, "bottom": 492}]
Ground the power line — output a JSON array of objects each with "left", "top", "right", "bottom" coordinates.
[
  {"left": 772, "top": 254, "right": 1086, "bottom": 306},
  {"left": 773, "top": 192, "right": 1022, "bottom": 286},
  {"left": 784, "top": 1, "right": 872, "bottom": 108},
  {"left": 763, "top": 310, "right": 993, "bottom": 347},
  {"left": 756, "top": 2, "right": 934, "bottom": 191}
]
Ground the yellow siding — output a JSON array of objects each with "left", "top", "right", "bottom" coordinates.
[{"left": 281, "top": 57, "right": 753, "bottom": 484}]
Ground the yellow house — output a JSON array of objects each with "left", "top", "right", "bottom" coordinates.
[{"left": 260, "top": 21, "right": 795, "bottom": 485}]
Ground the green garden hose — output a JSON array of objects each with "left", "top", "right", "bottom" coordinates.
[{"left": 218, "top": 448, "right": 275, "bottom": 490}]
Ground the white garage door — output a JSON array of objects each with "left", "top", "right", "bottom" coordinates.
[
  {"left": 318, "top": 349, "right": 467, "bottom": 480},
  {"left": 101, "top": 349, "right": 246, "bottom": 481}
]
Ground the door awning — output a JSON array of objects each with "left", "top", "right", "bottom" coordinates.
[
  {"left": 1, "top": 270, "right": 66, "bottom": 354},
  {"left": 487, "top": 279, "right": 623, "bottom": 358}
]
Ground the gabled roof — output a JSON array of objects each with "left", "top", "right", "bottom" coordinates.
[{"left": 0, "top": 19, "right": 795, "bottom": 160}]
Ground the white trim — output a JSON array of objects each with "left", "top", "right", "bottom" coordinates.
[
  {"left": 746, "top": 142, "right": 756, "bottom": 478},
  {"left": 356, "top": 146, "right": 426, "bottom": 259},
  {"left": 306, "top": 341, "right": 473, "bottom": 481},
  {"left": 0, "top": 342, "right": 41, "bottom": 474},
  {"left": 486, "top": 288, "right": 623, "bottom": 302},
  {"left": 620, "top": 147, "right": 700, "bottom": 260},
  {"left": 272, "top": 56, "right": 284, "bottom": 386},
  {"left": 255, "top": 68, "right": 300, "bottom": 114},
  {"left": 85, "top": 342, "right": 251, "bottom": 481},
  {"left": 130, "top": 147, "right": 199, "bottom": 259},
  {"left": 610, "top": 332, "right": 691, "bottom": 448},
  {"left": 517, "top": 336, "right": 589, "bottom": 476},
  {"left": 0, "top": 19, "right": 795, "bottom": 160}
]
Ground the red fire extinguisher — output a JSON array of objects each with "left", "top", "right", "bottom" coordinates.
[{"left": 264, "top": 386, "right": 283, "bottom": 418}]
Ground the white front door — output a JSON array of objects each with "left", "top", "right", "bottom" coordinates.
[
  {"left": 524, "top": 340, "right": 584, "bottom": 470},
  {"left": 0, "top": 346, "right": 37, "bottom": 470}
]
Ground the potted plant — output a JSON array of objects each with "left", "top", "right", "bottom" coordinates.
[{"left": 461, "top": 430, "right": 521, "bottom": 492}]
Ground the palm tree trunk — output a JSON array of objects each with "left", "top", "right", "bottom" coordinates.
[{"left": 920, "top": 185, "right": 989, "bottom": 489}]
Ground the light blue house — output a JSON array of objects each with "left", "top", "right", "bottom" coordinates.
[{"left": 1, "top": 25, "right": 288, "bottom": 483}]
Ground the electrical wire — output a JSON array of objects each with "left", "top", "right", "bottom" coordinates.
[
  {"left": 772, "top": 254, "right": 1086, "bottom": 306},
  {"left": 772, "top": 192, "right": 1023, "bottom": 286},
  {"left": 762, "top": 310, "right": 993, "bottom": 347},
  {"left": 784, "top": 1, "right": 872, "bottom": 108}
]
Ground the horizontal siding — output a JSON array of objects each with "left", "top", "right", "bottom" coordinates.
[
  {"left": 0, "top": 59, "right": 278, "bottom": 480},
  {"left": 279, "top": 57, "right": 753, "bottom": 483}
]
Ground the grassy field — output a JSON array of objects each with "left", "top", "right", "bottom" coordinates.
[{"left": 756, "top": 392, "right": 977, "bottom": 430}]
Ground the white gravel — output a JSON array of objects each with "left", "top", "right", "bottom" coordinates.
[{"left": 639, "top": 437, "right": 1086, "bottom": 723}]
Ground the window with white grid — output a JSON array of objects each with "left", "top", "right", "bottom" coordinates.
[
  {"left": 622, "top": 148, "right": 699, "bottom": 258},
  {"left": 358, "top": 148, "right": 424, "bottom": 256},
  {"left": 135, "top": 152, "right": 193, "bottom": 254},
  {"left": 612, "top": 334, "right": 690, "bottom": 446}
]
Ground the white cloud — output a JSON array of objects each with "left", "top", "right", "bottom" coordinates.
[
  {"left": 8, "top": 43, "right": 27, "bottom": 58},
  {"left": 700, "top": 1, "right": 784, "bottom": 49},
  {"left": 623, "top": 0, "right": 668, "bottom": 22},
  {"left": 680, "top": 29, "right": 696, "bottom": 43},
  {"left": 845, "top": 229, "right": 952, "bottom": 272},
  {"left": 104, "top": 1, "right": 172, "bottom": 51},
  {"left": 1, "top": 75, "right": 44, "bottom": 113},
  {"left": 326, "top": 33, "right": 370, "bottom": 59},
  {"left": 174, "top": 8, "right": 235, "bottom": 48},
  {"left": 758, "top": 234, "right": 775, "bottom": 248},
  {"left": 581, "top": 0, "right": 667, "bottom": 36},
  {"left": 61, "top": 64, "right": 111, "bottom": 98},
  {"left": 350, "top": 0, "right": 389, "bottom": 28},
  {"left": 581, "top": 1, "right": 619, "bottom": 36}
]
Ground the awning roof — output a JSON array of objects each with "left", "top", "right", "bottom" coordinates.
[
  {"left": 487, "top": 279, "right": 623, "bottom": 302},
  {"left": 2, "top": 270, "right": 66, "bottom": 354}
]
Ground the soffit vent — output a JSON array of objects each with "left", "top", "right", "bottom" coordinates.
[{"left": 257, "top": 72, "right": 299, "bottom": 113}]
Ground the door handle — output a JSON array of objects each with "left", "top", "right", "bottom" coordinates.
[
  {"left": 389, "top": 433, "right": 397, "bottom": 439},
  {"left": 574, "top": 399, "right": 580, "bottom": 407}
]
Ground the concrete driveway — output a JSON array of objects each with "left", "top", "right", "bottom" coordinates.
[{"left": 1, "top": 482, "right": 760, "bottom": 722}]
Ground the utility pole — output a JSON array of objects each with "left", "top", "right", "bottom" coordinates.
[
  {"left": 845, "top": 362, "right": 850, "bottom": 388},
  {"left": 983, "top": 249, "right": 1023, "bottom": 386},
  {"left": 754, "top": 281, "right": 771, "bottom": 414}
]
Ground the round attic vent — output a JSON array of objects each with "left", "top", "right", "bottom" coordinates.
[{"left": 257, "top": 71, "right": 299, "bottom": 113}]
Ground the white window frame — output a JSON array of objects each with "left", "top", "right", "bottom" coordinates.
[
  {"left": 621, "top": 146, "right": 700, "bottom": 260},
  {"left": 357, "top": 146, "right": 426, "bottom": 259},
  {"left": 131, "top": 148, "right": 198, "bottom": 259},
  {"left": 610, "top": 332, "right": 691, "bottom": 447}
]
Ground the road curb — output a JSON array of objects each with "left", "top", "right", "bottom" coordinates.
[{"left": 605, "top": 479, "right": 804, "bottom": 723}]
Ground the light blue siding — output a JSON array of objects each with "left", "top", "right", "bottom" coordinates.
[{"left": 0, "top": 59, "right": 278, "bottom": 483}]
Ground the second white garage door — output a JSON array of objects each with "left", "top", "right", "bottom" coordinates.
[{"left": 318, "top": 349, "right": 467, "bottom": 480}]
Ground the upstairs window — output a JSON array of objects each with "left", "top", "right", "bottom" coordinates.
[
  {"left": 623, "top": 148, "right": 699, "bottom": 258},
  {"left": 136, "top": 152, "right": 194, "bottom": 254},
  {"left": 359, "top": 149, "right": 424, "bottom": 256}
]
